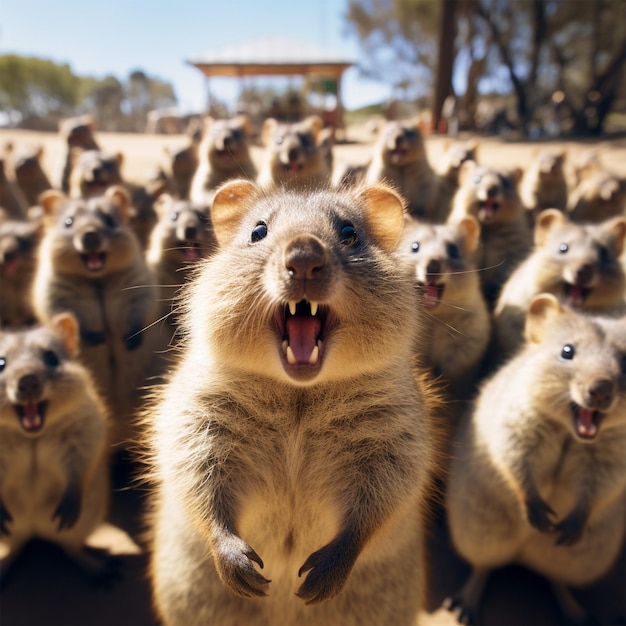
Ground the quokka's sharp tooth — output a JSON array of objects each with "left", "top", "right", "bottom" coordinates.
[
  {"left": 310, "top": 301, "right": 318, "bottom": 316},
  {"left": 308, "top": 345, "right": 319, "bottom": 365},
  {"left": 286, "top": 346, "right": 297, "bottom": 365},
  {"left": 288, "top": 301, "right": 297, "bottom": 315},
  {"left": 282, "top": 340, "right": 289, "bottom": 355}
]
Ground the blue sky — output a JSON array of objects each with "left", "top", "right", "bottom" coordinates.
[{"left": 0, "top": 0, "right": 392, "bottom": 113}]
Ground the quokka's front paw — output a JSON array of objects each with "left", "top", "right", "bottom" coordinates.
[
  {"left": 525, "top": 495, "right": 555, "bottom": 533},
  {"left": 213, "top": 533, "right": 271, "bottom": 598},
  {"left": 123, "top": 324, "right": 143, "bottom": 350},
  {"left": 554, "top": 510, "right": 587, "bottom": 546},
  {"left": 296, "top": 534, "right": 359, "bottom": 605},
  {"left": 0, "top": 500, "right": 12, "bottom": 536},
  {"left": 52, "top": 484, "right": 82, "bottom": 530},
  {"left": 442, "top": 594, "right": 477, "bottom": 625}
]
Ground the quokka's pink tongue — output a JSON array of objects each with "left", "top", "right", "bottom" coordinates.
[
  {"left": 286, "top": 316, "right": 321, "bottom": 364},
  {"left": 576, "top": 408, "right": 597, "bottom": 438},
  {"left": 21, "top": 402, "right": 42, "bottom": 432},
  {"left": 568, "top": 284, "right": 585, "bottom": 307},
  {"left": 86, "top": 252, "right": 104, "bottom": 271},
  {"left": 3, "top": 260, "right": 18, "bottom": 277},
  {"left": 183, "top": 244, "right": 202, "bottom": 260},
  {"left": 424, "top": 284, "right": 441, "bottom": 309},
  {"left": 482, "top": 199, "right": 496, "bottom": 217}
]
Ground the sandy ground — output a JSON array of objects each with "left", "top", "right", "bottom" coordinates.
[
  {"left": 2, "top": 123, "right": 626, "bottom": 189},
  {"left": 0, "top": 125, "right": 625, "bottom": 626}
]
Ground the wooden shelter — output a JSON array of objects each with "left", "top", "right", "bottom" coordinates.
[{"left": 187, "top": 37, "right": 355, "bottom": 130}]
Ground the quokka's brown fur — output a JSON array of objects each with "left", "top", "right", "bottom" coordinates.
[
  {"left": 446, "top": 295, "right": 626, "bottom": 625},
  {"left": 0, "top": 217, "right": 42, "bottom": 329},
  {"left": 519, "top": 148, "right": 568, "bottom": 223},
  {"left": 365, "top": 118, "right": 439, "bottom": 221},
  {"left": 189, "top": 115, "right": 257, "bottom": 205},
  {"left": 399, "top": 214, "right": 490, "bottom": 404},
  {"left": 0, "top": 158, "right": 28, "bottom": 220},
  {"left": 0, "top": 313, "right": 112, "bottom": 582},
  {"left": 145, "top": 179, "right": 438, "bottom": 626},
  {"left": 146, "top": 194, "right": 218, "bottom": 356},
  {"left": 568, "top": 169, "right": 626, "bottom": 224},
  {"left": 5, "top": 143, "right": 52, "bottom": 209},
  {"left": 449, "top": 160, "right": 532, "bottom": 307},
  {"left": 68, "top": 147, "right": 163, "bottom": 249},
  {"left": 162, "top": 141, "right": 199, "bottom": 200},
  {"left": 256, "top": 115, "right": 333, "bottom": 191},
  {"left": 58, "top": 115, "right": 100, "bottom": 193},
  {"left": 433, "top": 140, "right": 479, "bottom": 224},
  {"left": 32, "top": 186, "right": 158, "bottom": 449},
  {"left": 494, "top": 210, "right": 626, "bottom": 360}
]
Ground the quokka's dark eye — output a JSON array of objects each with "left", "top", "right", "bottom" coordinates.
[
  {"left": 411, "top": 242, "right": 419, "bottom": 253},
  {"left": 599, "top": 245, "right": 611, "bottom": 264},
  {"left": 447, "top": 242, "right": 460, "bottom": 259},
  {"left": 64, "top": 217, "right": 73, "bottom": 228},
  {"left": 340, "top": 223, "right": 358, "bottom": 246},
  {"left": 298, "top": 133, "right": 313, "bottom": 149},
  {"left": 43, "top": 350, "right": 60, "bottom": 367},
  {"left": 559, "top": 243, "right": 569, "bottom": 254},
  {"left": 0, "top": 357, "right": 5, "bottom": 372},
  {"left": 102, "top": 213, "right": 116, "bottom": 229},
  {"left": 561, "top": 344, "right": 575, "bottom": 360},
  {"left": 251, "top": 222, "right": 268, "bottom": 243},
  {"left": 499, "top": 175, "right": 512, "bottom": 191}
]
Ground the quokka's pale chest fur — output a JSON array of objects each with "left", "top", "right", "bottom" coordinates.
[
  {"left": 0, "top": 313, "right": 111, "bottom": 582},
  {"left": 446, "top": 295, "right": 626, "bottom": 625},
  {"left": 146, "top": 180, "right": 437, "bottom": 626},
  {"left": 32, "top": 186, "right": 158, "bottom": 449}
]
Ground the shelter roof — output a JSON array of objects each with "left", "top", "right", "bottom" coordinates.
[{"left": 187, "top": 37, "right": 355, "bottom": 77}]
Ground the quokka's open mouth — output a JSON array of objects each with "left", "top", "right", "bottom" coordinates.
[
  {"left": 571, "top": 403, "right": 603, "bottom": 440},
  {"left": 81, "top": 251, "right": 107, "bottom": 272},
  {"left": 418, "top": 281, "right": 445, "bottom": 309},
  {"left": 276, "top": 299, "right": 333, "bottom": 379},
  {"left": 478, "top": 199, "right": 500, "bottom": 218},
  {"left": 14, "top": 400, "right": 47, "bottom": 434},
  {"left": 563, "top": 283, "right": 591, "bottom": 307}
]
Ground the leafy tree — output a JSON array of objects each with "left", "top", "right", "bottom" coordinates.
[
  {"left": 79, "top": 75, "right": 125, "bottom": 131},
  {"left": 0, "top": 55, "right": 80, "bottom": 119},
  {"left": 0, "top": 55, "right": 178, "bottom": 131},
  {"left": 123, "top": 70, "right": 177, "bottom": 131},
  {"left": 472, "top": 0, "right": 625, "bottom": 134},
  {"left": 432, "top": 0, "right": 460, "bottom": 132},
  {"left": 345, "top": 0, "right": 625, "bottom": 135},
  {"left": 345, "top": 0, "right": 440, "bottom": 102}
]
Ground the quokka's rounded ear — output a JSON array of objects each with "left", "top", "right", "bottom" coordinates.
[
  {"left": 357, "top": 183, "right": 406, "bottom": 252},
  {"left": 534, "top": 208, "right": 567, "bottom": 246},
  {"left": 302, "top": 115, "right": 323, "bottom": 142},
  {"left": 232, "top": 114, "right": 253, "bottom": 138},
  {"left": 525, "top": 293, "right": 563, "bottom": 345},
  {"left": 51, "top": 311, "right": 81, "bottom": 357},
  {"left": 458, "top": 215, "right": 481, "bottom": 255},
  {"left": 261, "top": 118, "right": 278, "bottom": 147},
  {"left": 603, "top": 215, "right": 626, "bottom": 258},
  {"left": 38, "top": 190, "right": 68, "bottom": 216},
  {"left": 211, "top": 179, "right": 260, "bottom": 247},
  {"left": 154, "top": 193, "right": 174, "bottom": 219},
  {"left": 105, "top": 185, "right": 131, "bottom": 221},
  {"left": 457, "top": 160, "right": 478, "bottom": 188}
]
